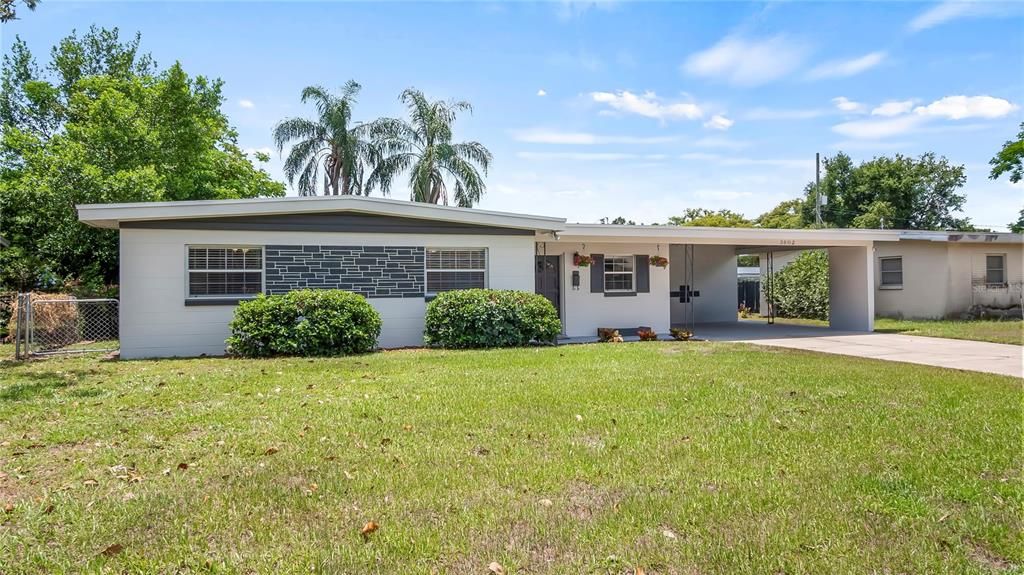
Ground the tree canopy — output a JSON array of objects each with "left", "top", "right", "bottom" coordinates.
[
  {"left": 988, "top": 122, "right": 1024, "bottom": 233},
  {"left": 755, "top": 198, "right": 806, "bottom": 229},
  {"left": 0, "top": 27, "right": 284, "bottom": 290},
  {"left": 802, "top": 152, "right": 969, "bottom": 230},
  {"left": 366, "top": 88, "right": 492, "bottom": 207},
  {"left": 668, "top": 208, "right": 753, "bottom": 228}
]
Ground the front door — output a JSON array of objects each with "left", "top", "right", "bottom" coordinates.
[{"left": 535, "top": 255, "right": 561, "bottom": 318}]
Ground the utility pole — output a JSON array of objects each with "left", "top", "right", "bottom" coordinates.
[{"left": 814, "top": 152, "right": 823, "bottom": 226}]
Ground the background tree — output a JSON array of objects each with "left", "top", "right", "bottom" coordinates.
[
  {"left": 989, "top": 122, "right": 1024, "bottom": 185},
  {"left": 0, "top": 27, "right": 284, "bottom": 290},
  {"left": 0, "top": 0, "right": 37, "bottom": 22},
  {"left": 367, "top": 88, "right": 492, "bottom": 207},
  {"left": 803, "top": 152, "right": 969, "bottom": 230},
  {"left": 766, "top": 250, "right": 829, "bottom": 320},
  {"left": 668, "top": 208, "right": 752, "bottom": 227},
  {"left": 273, "top": 81, "right": 373, "bottom": 196},
  {"left": 755, "top": 198, "right": 807, "bottom": 229}
]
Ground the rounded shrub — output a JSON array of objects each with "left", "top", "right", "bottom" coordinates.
[
  {"left": 226, "top": 289, "right": 382, "bottom": 357},
  {"left": 767, "top": 250, "right": 829, "bottom": 320},
  {"left": 424, "top": 289, "right": 561, "bottom": 349}
]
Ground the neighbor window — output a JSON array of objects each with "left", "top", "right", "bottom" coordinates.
[
  {"left": 426, "top": 248, "right": 487, "bottom": 293},
  {"left": 187, "top": 246, "right": 263, "bottom": 298},
  {"left": 986, "top": 254, "right": 1006, "bottom": 287},
  {"left": 604, "top": 255, "right": 635, "bottom": 292},
  {"left": 879, "top": 256, "right": 903, "bottom": 288}
]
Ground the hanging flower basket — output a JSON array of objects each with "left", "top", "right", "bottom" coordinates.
[
  {"left": 573, "top": 252, "right": 593, "bottom": 267},
  {"left": 649, "top": 255, "right": 669, "bottom": 268}
]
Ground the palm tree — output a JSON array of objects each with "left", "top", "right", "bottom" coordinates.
[
  {"left": 272, "top": 81, "right": 373, "bottom": 196},
  {"left": 367, "top": 88, "right": 492, "bottom": 207}
]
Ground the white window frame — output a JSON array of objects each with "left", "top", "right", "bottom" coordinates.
[
  {"left": 425, "top": 247, "right": 488, "bottom": 295},
  {"left": 603, "top": 255, "right": 635, "bottom": 293},
  {"left": 985, "top": 253, "right": 1007, "bottom": 288},
  {"left": 878, "top": 256, "right": 903, "bottom": 290},
  {"left": 185, "top": 245, "right": 265, "bottom": 300}
]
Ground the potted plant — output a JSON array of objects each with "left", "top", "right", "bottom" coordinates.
[
  {"left": 573, "top": 252, "right": 593, "bottom": 267},
  {"left": 649, "top": 255, "right": 669, "bottom": 268},
  {"left": 637, "top": 327, "right": 658, "bottom": 341},
  {"left": 670, "top": 327, "right": 693, "bottom": 341}
]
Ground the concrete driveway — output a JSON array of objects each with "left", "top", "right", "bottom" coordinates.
[{"left": 694, "top": 321, "right": 1023, "bottom": 378}]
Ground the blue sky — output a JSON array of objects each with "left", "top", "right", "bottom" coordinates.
[{"left": 3, "top": 1, "right": 1023, "bottom": 229}]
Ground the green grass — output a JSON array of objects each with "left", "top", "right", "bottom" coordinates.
[
  {"left": 873, "top": 317, "right": 1023, "bottom": 346},
  {"left": 739, "top": 315, "right": 1024, "bottom": 345},
  {"left": 0, "top": 344, "right": 1020, "bottom": 574}
]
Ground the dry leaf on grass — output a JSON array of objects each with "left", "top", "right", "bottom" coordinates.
[
  {"left": 360, "top": 521, "right": 379, "bottom": 541},
  {"left": 3, "top": 502, "right": 14, "bottom": 513},
  {"left": 488, "top": 561, "right": 505, "bottom": 574},
  {"left": 100, "top": 543, "right": 124, "bottom": 557},
  {"left": 82, "top": 479, "right": 98, "bottom": 487},
  {"left": 177, "top": 462, "right": 189, "bottom": 471},
  {"left": 265, "top": 447, "right": 279, "bottom": 456}
]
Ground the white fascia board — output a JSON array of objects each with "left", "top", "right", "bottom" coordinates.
[
  {"left": 550, "top": 224, "right": 899, "bottom": 246},
  {"left": 77, "top": 195, "right": 567, "bottom": 231},
  {"left": 899, "top": 230, "right": 1024, "bottom": 244}
]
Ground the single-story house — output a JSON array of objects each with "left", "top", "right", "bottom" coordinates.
[
  {"left": 758, "top": 231, "right": 1023, "bottom": 319},
  {"left": 78, "top": 196, "right": 1009, "bottom": 359}
]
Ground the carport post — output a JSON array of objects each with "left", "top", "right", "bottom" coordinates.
[{"left": 828, "top": 244, "right": 875, "bottom": 332}]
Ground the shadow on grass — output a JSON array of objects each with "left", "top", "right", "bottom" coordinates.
[{"left": 0, "top": 369, "right": 99, "bottom": 402}]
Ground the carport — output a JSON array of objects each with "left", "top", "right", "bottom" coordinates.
[{"left": 538, "top": 226, "right": 900, "bottom": 338}]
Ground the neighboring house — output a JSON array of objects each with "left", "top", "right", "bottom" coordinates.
[
  {"left": 759, "top": 232, "right": 1024, "bottom": 319},
  {"left": 80, "top": 196, "right": 941, "bottom": 358}
]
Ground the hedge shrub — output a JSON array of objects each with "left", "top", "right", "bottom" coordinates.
[
  {"left": 424, "top": 289, "right": 561, "bottom": 348},
  {"left": 767, "top": 250, "right": 829, "bottom": 320},
  {"left": 226, "top": 290, "right": 381, "bottom": 357}
]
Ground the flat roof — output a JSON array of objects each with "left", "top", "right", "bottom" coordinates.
[
  {"left": 548, "top": 223, "right": 900, "bottom": 247},
  {"left": 77, "top": 195, "right": 566, "bottom": 232}
]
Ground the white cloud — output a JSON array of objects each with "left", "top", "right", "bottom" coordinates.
[
  {"left": 871, "top": 100, "right": 915, "bottom": 116},
  {"left": 832, "top": 115, "right": 926, "bottom": 139},
  {"left": 913, "top": 95, "right": 1017, "bottom": 119},
  {"left": 537, "top": 89, "right": 547, "bottom": 97},
  {"left": 832, "top": 95, "right": 1017, "bottom": 140},
  {"left": 832, "top": 97, "right": 866, "bottom": 113},
  {"left": 703, "top": 114, "right": 734, "bottom": 131},
  {"left": 590, "top": 90, "right": 703, "bottom": 121},
  {"left": 239, "top": 99, "right": 255, "bottom": 109},
  {"left": 807, "top": 51, "right": 887, "bottom": 80},
  {"left": 511, "top": 128, "right": 680, "bottom": 145},
  {"left": 743, "top": 107, "right": 829, "bottom": 120},
  {"left": 683, "top": 34, "right": 808, "bottom": 86},
  {"left": 908, "top": 1, "right": 977, "bottom": 32}
]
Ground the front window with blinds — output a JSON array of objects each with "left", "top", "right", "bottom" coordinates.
[
  {"left": 426, "top": 248, "right": 487, "bottom": 293},
  {"left": 187, "top": 246, "right": 263, "bottom": 298},
  {"left": 986, "top": 254, "right": 1006, "bottom": 286},
  {"left": 604, "top": 255, "right": 634, "bottom": 292},
  {"left": 879, "top": 256, "right": 903, "bottom": 288}
]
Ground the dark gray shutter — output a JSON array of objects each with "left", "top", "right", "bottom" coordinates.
[
  {"left": 635, "top": 254, "right": 649, "bottom": 293},
  {"left": 590, "top": 254, "right": 604, "bottom": 293}
]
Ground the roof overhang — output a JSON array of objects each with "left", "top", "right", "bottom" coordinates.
[
  {"left": 543, "top": 224, "right": 899, "bottom": 247},
  {"left": 77, "top": 195, "right": 567, "bottom": 232},
  {"left": 898, "top": 230, "right": 1024, "bottom": 244}
]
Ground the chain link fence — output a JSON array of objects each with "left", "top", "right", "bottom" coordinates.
[{"left": 11, "top": 294, "right": 119, "bottom": 359}]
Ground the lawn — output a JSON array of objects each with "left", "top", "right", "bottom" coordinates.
[
  {"left": 740, "top": 315, "right": 1024, "bottom": 345},
  {"left": 0, "top": 344, "right": 1020, "bottom": 574}
]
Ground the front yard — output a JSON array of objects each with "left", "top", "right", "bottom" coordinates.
[
  {"left": 740, "top": 316, "right": 1024, "bottom": 345},
  {"left": 0, "top": 343, "right": 1020, "bottom": 574}
]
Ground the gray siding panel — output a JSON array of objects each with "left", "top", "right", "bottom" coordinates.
[
  {"left": 590, "top": 254, "right": 604, "bottom": 293},
  {"left": 122, "top": 212, "right": 535, "bottom": 235},
  {"left": 635, "top": 254, "right": 650, "bottom": 293}
]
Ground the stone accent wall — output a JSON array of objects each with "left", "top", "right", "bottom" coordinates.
[{"left": 264, "top": 245, "right": 425, "bottom": 299}]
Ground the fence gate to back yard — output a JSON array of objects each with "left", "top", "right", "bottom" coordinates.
[{"left": 12, "top": 294, "right": 119, "bottom": 359}]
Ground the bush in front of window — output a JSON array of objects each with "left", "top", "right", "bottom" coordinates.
[
  {"left": 226, "top": 289, "right": 382, "bottom": 357},
  {"left": 424, "top": 289, "right": 561, "bottom": 349}
]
